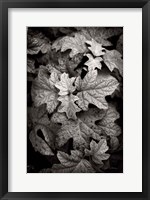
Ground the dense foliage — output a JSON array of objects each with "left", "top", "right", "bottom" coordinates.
[{"left": 27, "top": 27, "right": 123, "bottom": 173}]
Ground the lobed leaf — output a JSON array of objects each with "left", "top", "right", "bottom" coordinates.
[
  {"left": 31, "top": 68, "right": 60, "bottom": 114},
  {"left": 51, "top": 112, "right": 101, "bottom": 150},
  {"left": 58, "top": 94, "right": 81, "bottom": 120},
  {"left": 97, "top": 104, "right": 121, "bottom": 136},
  {"left": 86, "top": 39, "right": 105, "bottom": 57},
  {"left": 52, "top": 150, "right": 95, "bottom": 173},
  {"left": 55, "top": 73, "right": 76, "bottom": 96},
  {"left": 75, "top": 69, "right": 119, "bottom": 110},
  {"left": 85, "top": 139, "right": 110, "bottom": 165},
  {"left": 52, "top": 33, "right": 88, "bottom": 58},
  {"left": 84, "top": 54, "right": 103, "bottom": 71},
  {"left": 103, "top": 50, "right": 123, "bottom": 76}
]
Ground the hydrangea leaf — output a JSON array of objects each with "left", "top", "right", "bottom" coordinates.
[
  {"left": 52, "top": 150, "right": 95, "bottom": 173},
  {"left": 97, "top": 104, "right": 121, "bottom": 136},
  {"left": 103, "top": 50, "right": 123, "bottom": 76},
  {"left": 75, "top": 69, "right": 119, "bottom": 111},
  {"left": 77, "top": 107, "right": 105, "bottom": 134},
  {"left": 85, "top": 139, "right": 110, "bottom": 165},
  {"left": 84, "top": 54, "right": 103, "bottom": 71},
  {"left": 52, "top": 33, "right": 87, "bottom": 58},
  {"left": 58, "top": 94, "right": 81, "bottom": 120},
  {"left": 27, "top": 30, "right": 51, "bottom": 55},
  {"left": 31, "top": 68, "right": 59, "bottom": 114},
  {"left": 55, "top": 73, "right": 76, "bottom": 96},
  {"left": 51, "top": 112, "right": 101, "bottom": 150},
  {"left": 29, "top": 124, "right": 54, "bottom": 156},
  {"left": 77, "top": 27, "right": 123, "bottom": 46},
  {"left": 86, "top": 39, "right": 105, "bottom": 56}
]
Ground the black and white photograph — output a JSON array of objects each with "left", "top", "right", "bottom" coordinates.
[{"left": 27, "top": 27, "right": 123, "bottom": 173}]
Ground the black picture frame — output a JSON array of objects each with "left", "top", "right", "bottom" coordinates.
[{"left": 0, "top": 0, "right": 150, "bottom": 199}]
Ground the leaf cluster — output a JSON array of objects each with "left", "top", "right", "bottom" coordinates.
[{"left": 27, "top": 27, "right": 123, "bottom": 173}]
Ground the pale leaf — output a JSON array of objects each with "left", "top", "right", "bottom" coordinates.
[
  {"left": 85, "top": 139, "right": 110, "bottom": 165},
  {"left": 52, "top": 33, "right": 87, "bottom": 58},
  {"left": 58, "top": 94, "right": 81, "bottom": 120},
  {"left": 75, "top": 69, "right": 119, "bottom": 110},
  {"left": 86, "top": 39, "right": 105, "bottom": 56},
  {"left": 55, "top": 73, "right": 76, "bottom": 96},
  {"left": 84, "top": 54, "right": 103, "bottom": 71},
  {"left": 32, "top": 68, "right": 59, "bottom": 114}
]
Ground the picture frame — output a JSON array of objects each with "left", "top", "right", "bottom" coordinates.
[{"left": 0, "top": 0, "right": 150, "bottom": 199}]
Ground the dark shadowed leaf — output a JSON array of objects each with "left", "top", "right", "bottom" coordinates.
[
  {"left": 51, "top": 112, "right": 101, "bottom": 150},
  {"left": 103, "top": 50, "right": 123, "bottom": 76},
  {"left": 52, "top": 150, "right": 95, "bottom": 173},
  {"left": 97, "top": 104, "right": 121, "bottom": 136},
  {"left": 27, "top": 30, "right": 51, "bottom": 55}
]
